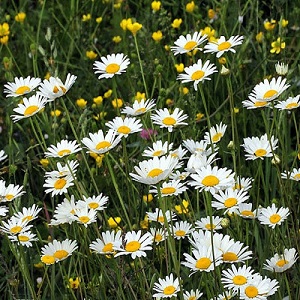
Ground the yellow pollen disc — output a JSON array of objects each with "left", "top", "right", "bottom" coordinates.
[
  {"left": 276, "top": 259, "right": 288, "bottom": 267},
  {"left": 96, "top": 140, "right": 111, "bottom": 150},
  {"left": 147, "top": 168, "right": 163, "bottom": 178},
  {"left": 106, "top": 63, "right": 120, "bottom": 74},
  {"left": 88, "top": 202, "right": 99, "bottom": 209},
  {"left": 157, "top": 216, "right": 165, "bottom": 223},
  {"left": 202, "top": 175, "right": 220, "bottom": 187},
  {"left": 70, "top": 209, "right": 75, "bottom": 215},
  {"left": 218, "top": 41, "right": 232, "bottom": 51},
  {"left": 5, "top": 194, "right": 14, "bottom": 201},
  {"left": 254, "top": 101, "right": 268, "bottom": 107},
  {"left": 155, "top": 234, "right": 162, "bottom": 242},
  {"left": 54, "top": 250, "right": 68, "bottom": 260},
  {"left": 254, "top": 148, "right": 267, "bottom": 157},
  {"left": 153, "top": 150, "right": 163, "bottom": 156},
  {"left": 162, "top": 116, "right": 176, "bottom": 126},
  {"left": 269, "top": 213, "right": 281, "bottom": 224},
  {"left": 79, "top": 216, "right": 90, "bottom": 224},
  {"left": 22, "top": 216, "right": 33, "bottom": 222},
  {"left": 232, "top": 275, "right": 247, "bottom": 285},
  {"left": 175, "top": 230, "right": 186, "bottom": 237},
  {"left": 184, "top": 40, "right": 197, "bottom": 50},
  {"left": 294, "top": 173, "right": 300, "bottom": 180},
  {"left": 189, "top": 297, "right": 196, "bottom": 300},
  {"left": 161, "top": 187, "right": 176, "bottom": 195},
  {"left": 102, "top": 242, "right": 113, "bottom": 252},
  {"left": 205, "top": 223, "right": 216, "bottom": 230},
  {"left": 53, "top": 86, "right": 60, "bottom": 93},
  {"left": 263, "top": 89, "right": 278, "bottom": 99},
  {"left": 10, "top": 226, "right": 22, "bottom": 234},
  {"left": 223, "top": 251, "right": 238, "bottom": 261},
  {"left": 163, "top": 285, "right": 176, "bottom": 295},
  {"left": 18, "top": 235, "right": 30, "bottom": 242},
  {"left": 60, "top": 86, "right": 66, "bottom": 94},
  {"left": 224, "top": 197, "right": 237, "bottom": 208},
  {"left": 57, "top": 149, "right": 71, "bottom": 156},
  {"left": 191, "top": 70, "right": 205, "bottom": 81},
  {"left": 54, "top": 178, "right": 67, "bottom": 190},
  {"left": 24, "top": 105, "right": 39, "bottom": 116},
  {"left": 125, "top": 240, "right": 141, "bottom": 252},
  {"left": 117, "top": 125, "right": 131, "bottom": 134},
  {"left": 245, "top": 286, "right": 258, "bottom": 298},
  {"left": 136, "top": 107, "right": 146, "bottom": 113},
  {"left": 212, "top": 132, "right": 223, "bottom": 142},
  {"left": 241, "top": 210, "right": 254, "bottom": 217},
  {"left": 195, "top": 257, "right": 211, "bottom": 269},
  {"left": 41, "top": 255, "right": 55, "bottom": 265},
  {"left": 16, "top": 85, "right": 30, "bottom": 95},
  {"left": 286, "top": 102, "right": 298, "bottom": 109}
]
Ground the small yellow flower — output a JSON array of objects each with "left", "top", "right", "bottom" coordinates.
[
  {"left": 166, "top": 98, "right": 174, "bottom": 106},
  {"left": 40, "top": 158, "right": 49, "bottom": 168},
  {"left": 175, "top": 199, "right": 189, "bottom": 214},
  {"left": 152, "top": 30, "right": 163, "bottom": 42},
  {"left": 108, "top": 217, "right": 121, "bottom": 228},
  {"left": 15, "top": 12, "right": 26, "bottom": 23},
  {"left": 270, "top": 37, "right": 285, "bottom": 54},
  {"left": 175, "top": 63, "right": 184, "bottom": 73},
  {"left": 113, "top": 0, "right": 122, "bottom": 9},
  {"left": 218, "top": 57, "right": 227, "bottom": 65},
  {"left": 135, "top": 92, "right": 145, "bottom": 101},
  {"left": 34, "top": 262, "right": 44, "bottom": 268},
  {"left": 86, "top": 50, "right": 97, "bottom": 60},
  {"left": 0, "top": 22, "right": 10, "bottom": 36},
  {"left": 96, "top": 16, "right": 103, "bottom": 24},
  {"left": 127, "top": 22, "right": 143, "bottom": 35},
  {"left": 280, "top": 19, "right": 288, "bottom": 28},
  {"left": 187, "top": 49, "right": 198, "bottom": 56},
  {"left": 186, "top": 1, "right": 195, "bottom": 13},
  {"left": 95, "top": 154, "right": 105, "bottom": 167},
  {"left": 200, "top": 26, "right": 216, "bottom": 42},
  {"left": 171, "top": 18, "right": 182, "bottom": 29},
  {"left": 256, "top": 31, "right": 264, "bottom": 43},
  {"left": 112, "top": 35, "right": 122, "bottom": 43},
  {"left": 112, "top": 98, "right": 123, "bottom": 108},
  {"left": 104, "top": 89, "right": 112, "bottom": 98},
  {"left": 195, "top": 112, "right": 204, "bottom": 122},
  {"left": 179, "top": 87, "right": 189, "bottom": 95},
  {"left": 76, "top": 98, "right": 87, "bottom": 109},
  {"left": 0, "top": 35, "right": 9, "bottom": 45},
  {"left": 82, "top": 14, "right": 91, "bottom": 22},
  {"left": 44, "top": 72, "right": 51, "bottom": 80},
  {"left": 143, "top": 194, "right": 153, "bottom": 202},
  {"left": 51, "top": 109, "right": 62, "bottom": 117},
  {"left": 151, "top": 1, "right": 161, "bottom": 12},
  {"left": 164, "top": 45, "right": 170, "bottom": 51},
  {"left": 234, "top": 107, "right": 239, "bottom": 113},
  {"left": 93, "top": 112, "right": 107, "bottom": 120},
  {"left": 68, "top": 277, "right": 80, "bottom": 289},
  {"left": 93, "top": 96, "right": 103, "bottom": 105},
  {"left": 120, "top": 18, "right": 132, "bottom": 31},
  {"left": 264, "top": 19, "right": 276, "bottom": 31},
  {"left": 208, "top": 9, "right": 216, "bottom": 20}
]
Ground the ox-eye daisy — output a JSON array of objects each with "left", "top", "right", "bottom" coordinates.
[
  {"left": 186, "top": 151, "right": 219, "bottom": 173},
  {"left": 242, "top": 94, "right": 271, "bottom": 109},
  {"left": 13, "top": 204, "right": 42, "bottom": 223},
  {"left": 258, "top": 203, "right": 290, "bottom": 228},
  {"left": 73, "top": 206, "right": 98, "bottom": 227},
  {"left": 281, "top": 167, "right": 300, "bottom": 181},
  {"left": 0, "top": 206, "right": 8, "bottom": 217},
  {"left": 93, "top": 53, "right": 130, "bottom": 79},
  {"left": 150, "top": 179, "right": 187, "bottom": 197},
  {"left": 142, "top": 140, "right": 173, "bottom": 157},
  {"left": 171, "top": 220, "right": 194, "bottom": 240},
  {"left": 151, "top": 108, "right": 188, "bottom": 132},
  {"left": 147, "top": 208, "right": 177, "bottom": 225},
  {"left": 183, "top": 139, "right": 213, "bottom": 155},
  {"left": 0, "top": 180, "right": 25, "bottom": 202},
  {"left": 77, "top": 194, "right": 109, "bottom": 211},
  {"left": 204, "top": 35, "right": 244, "bottom": 58},
  {"left": 275, "top": 95, "right": 300, "bottom": 110},
  {"left": 4, "top": 76, "right": 41, "bottom": 97},
  {"left": 106, "top": 116, "right": 142, "bottom": 137},
  {"left": 152, "top": 273, "right": 180, "bottom": 299},
  {"left": 195, "top": 216, "right": 223, "bottom": 231},
  {"left": 204, "top": 122, "right": 227, "bottom": 144},
  {"left": 121, "top": 98, "right": 155, "bottom": 116},
  {"left": 11, "top": 94, "right": 47, "bottom": 122},
  {"left": 232, "top": 176, "right": 253, "bottom": 191},
  {"left": 44, "top": 139, "right": 82, "bottom": 158},
  {"left": 50, "top": 196, "right": 77, "bottom": 225},
  {"left": 171, "top": 31, "right": 207, "bottom": 55},
  {"left": 221, "top": 240, "right": 253, "bottom": 263},
  {"left": 183, "top": 289, "right": 203, "bottom": 300},
  {"left": 177, "top": 59, "right": 217, "bottom": 91},
  {"left": 89, "top": 230, "right": 122, "bottom": 255},
  {"left": 237, "top": 203, "right": 261, "bottom": 219},
  {"left": 9, "top": 231, "right": 38, "bottom": 247},
  {"left": 43, "top": 175, "right": 74, "bottom": 196},
  {"left": 150, "top": 227, "right": 168, "bottom": 244},
  {"left": 242, "top": 134, "right": 278, "bottom": 160},
  {"left": 44, "top": 160, "right": 79, "bottom": 178},
  {"left": 0, "top": 216, "right": 32, "bottom": 235},
  {"left": 81, "top": 129, "right": 122, "bottom": 154}
]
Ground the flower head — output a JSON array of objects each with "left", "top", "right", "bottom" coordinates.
[
  {"left": 258, "top": 203, "right": 290, "bottom": 228},
  {"left": 106, "top": 116, "right": 142, "bottom": 137},
  {"left": 153, "top": 273, "right": 180, "bottom": 298},
  {"left": 44, "top": 139, "right": 82, "bottom": 158},
  {"left": 171, "top": 32, "right": 207, "bottom": 55},
  {"left": 4, "top": 76, "right": 41, "bottom": 97},
  {"left": 270, "top": 38, "right": 285, "bottom": 54}
]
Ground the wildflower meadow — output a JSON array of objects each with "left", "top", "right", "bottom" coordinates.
[{"left": 1, "top": 0, "right": 300, "bottom": 299}]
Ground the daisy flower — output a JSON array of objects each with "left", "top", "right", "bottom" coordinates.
[
  {"left": 195, "top": 216, "right": 223, "bottom": 231},
  {"left": 0, "top": 216, "right": 32, "bottom": 235},
  {"left": 249, "top": 76, "right": 290, "bottom": 102},
  {"left": 0, "top": 180, "right": 25, "bottom": 202},
  {"left": 169, "top": 145, "right": 188, "bottom": 160},
  {"left": 189, "top": 165, "right": 235, "bottom": 194},
  {"left": 263, "top": 248, "right": 298, "bottom": 273},
  {"left": 121, "top": 98, "right": 156, "bottom": 116},
  {"left": 204, "top": 35, "right": 244, "bottom": 58},
  {"left": 242, "top": 134, "right": 278, "bottom": 160},
  {"left": 43, "top": 175, "right": 74, "bottom": 196},
  {"left": 152, "top": 273, "right": 180, "bottom": 299},
  {"left": 258, "top": 203, "right": 290, "bottom": 228},
  {"left": 170, "top": 31, "right": 207, "bottom": 55},
  {"left": 183, "top": 289, "right": 203, "bottom": 300},
  {"left": 236, "top": 203, "right": 261, "bottom": 219},
  {"left": 89, "top": 230, "right": 122, "bottom": 255},
  {"left": 185, "top": 151, "right": 219, "bottom": 173},
  {"left": 13, "top": 204, "right": 42, "bottom": 223},
  {"left": 0, "top": 150, "right": 7, "bottom": 162},
  {"left": 177, "top": 59, "right": 217, "bottom": 91},
  {"left": 171, "top": 220, "right": 194, "bottom": 240},
  {"left": 50, "top": 196, "right": 77, "bottom": 225},
  {"left": 212, "top": 291, "right": 237, "bottom": 300},
  {"left": 4, "top": 76, "right": 41, "bottom": 97},
  {"left": 150, "top": 179, "right": 188, "bottom": 197},
  {"left": 183, "top": 139, "right": 213, "bottom": 155},
  {"left": 114, "top": 230, "right": 153, "bottom": 259},
  {"left": 147, "top": 208, "right": 177, "bottom": 225},
  {"left": 281, "top": 167, "right": 300, "bottom": 181},
  {"left": 221, "top": 240, "right": 253, "bottom": 263},
  {"left": 129, "top": 155, "right": 179, "bottom": 185},
  {"left": 232, "top": 176, "right": 253, "bottom": 191},
  {"left": 11, "top": 94, "right": 47, "bottom": 122},
  {"left": 142, "top": 140, "right": 173, "bottom": 157},
  {"left": 38, "top": 73, "right": 77, "bottom": 101},
  {"left": 81, "top": 129, "right": 122, "bottom": 154},
  {"left": 169, "top": 170, "right": 190, "bottom": 181},
  {"left": 77, "top": 194, "right": 109, "bottom": 211},
  {"left": 44, "top": 139, "right": 82, "bottom": 158},
  {"left": 106, "top": 116, "right": 142, "bottom": 137},
  {"left": 0, "top": 206, "right": 8, "bottom": 217},
  {"left": 73, "top": 206, "right": 98, "bottom": 227},
  {"left": 93, "top": 53, "right": 130, "bottom": 79},
  {"left": 151, "top": 108, "right": 188, "bottom": 132},
  {"left": 149, "top": 227, "right": 168, "bottom": 244},
  {"left": 275, "top": 95, "right": 300, "bottom": 110},
  {"left": 204, "top": 122, "right": 227, "bottom": 144},
  {"left": 9, "top": 231, "right": 38, "bottom": 247},
  {"left": 45, "top": 160, "right": 79, "bottom": 179},
  {"left": 242, "top": 94, "right": 271, "bottom": 109}
]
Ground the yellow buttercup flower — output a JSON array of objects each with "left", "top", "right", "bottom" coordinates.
[
  {"left": 0, "top": 22, "right": 10, "bottom": 36},
  {"left": 104, "top": 89, "right": 112, "bottom": 98},
  {"left": 86, "top": 50, "right": 97, "bottom": 60},
  {"left": 93, "top": 112, "right": 107, "bottom": 120},
  {"left": 127, "top": 22, "right": 143, "bottom": 35},
  {"left": 270, "top": 37, "right": 285, "bottom": 54},
  {"left": 108, "top": 217, "right": 121, "bottom": 228},
  {"left": 264, "top": 19, "right": 276, "bottom": 31},
  {"left": 76, "top": 98, "right": 87, "bottom": 109},
  {"left": 280, "top": 19, "right": 288, "bottom": 28},
  {"left": 218, "top": 57, "right": 227, "bottom": 65},
  {"left": 208, "top": 9, "right": 216, "bottom": 20},
  {"left": 179, "top": 87, "right": 189, "bottom": 95},
  {"left": 164, "top": 45, "right": 170, "bottom": 51},
  {"left": 151, "top": 1, "right": 161, "bottom": 12},
  {"left": 166, "top": 98, "right": 174, "bottom": 106},
  {"left": 40, "top": 158, "right": 49, "bottom": 167},
  {"left": 143, "top": 194, "right": 153, "bottom": 202},
  {"left": 96, "top": 16, "right": 103, "bottom": 24},
  {"left": 112, "top": 98, "right": 123, "bottom": 108},
  {"left": 256, "top": 31, "right": 264, "bottom": 43},
  {"left": 195, "top": 112, "right": 204, "bottom": 122},
  {"left": 120, "top": 18, "right": 132, "bottom": 31},
  {"left": 68, "top": 277, "right": 80, "bottom": 289},
  {"left": 140, "top": 215, "right": 149, "bottom": 229},
  {"left": 15, "top": 12, "right": 26, "bottom": 23},
  {"left": 51, "top": 109, "right": 62, "bottom": 117},
  {"left": 152, "top": 30, "right": 163, "bottom": 42},
  {"left": 201, "top": 26, "right": 216, "bottom": 42},
  {"left": 0, "top": 35, "right": 9, "bottom": 45},
  {"left": 93, "top": 96, "right": 103, "bottom": 105},
  {"left": 171, "top": 18, "right": 182, "bottom": 29},
  {"left": 135, "top": 92, "right": 145, "bottom": 101},
  {"left": 82, "top": 14, "right": 91, "bottom": 22},
  {"left": 175, "top": 199, "right": 189, "bottom": 214},
  {"left": 186, "top": 1, "right": 195, "bottom": 13},
  {"left": 112, "top": 36, "right": 122, "bottom": 43},
  {"left": 175, "top": 63, "right": 184, "bottom": 73}
]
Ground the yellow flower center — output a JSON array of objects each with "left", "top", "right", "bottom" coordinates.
[
  {"left": 161, "top": 187, "right": 176, "bottom": 195},
  {"left": 88, "top": 202, "right": 99, "bottom": 209},
  {"left": 245, "top": 286, "right": 258, "bottom": 298},
  {"left": 54, "top": 250, "right": 69, "bottom": 260},
  {"left": 163, "top": 285, "right": 176, "bottom": 295},
  {"left": 24, "top": 105, "right": 39, "bottom": 116},
  {"left": 175, "top": 230, "right": 186, "bottom": 237},
  {"left": 293, "top": 173, "right": 300, "bottom": 180},
  {"left": 147, "top": 168, "right": 163, "bottom": 178},
  {"left": 189, "top": 297, "right": 196, "bottom": 300},
  {"left": 79, "top": 216, "right": 90, "bottom": 224},
  {"left": 276, "top": 259, "right": 288, "bottom": 267},
  {"left": 223, "top": 251, "right": 238, "bottom": 261},
  {"left": 5, "top": 194, "right": 14, "bottom": 201},
  {"left": 154, "top": 234, "right": 162, "bottom": 242},
  {"left": 191, "top": 70, "right": 205, "bottom": 81},
  {"left": 41, "top": 255, "right": 55, "bottom": 265},
  {"left": 18, "top": 235, "right": 30, "bottom": 242},
  {"left": 232, "top": 275, "right": 247, "bottom": 285},
  {"left": 212, "top": 132, "right": 223, "bottom": 142},
  {"left": 53, "top": 86, "right": 60, "bottom": 93},
  {"left": 202, "top": 175, "right": 219, "bottom": 187},
  {"left": 102, "top": 242, "right": 113, "bottom": 252},
  {"left": 184, "top": 40, "right": 197, "bottom": 50},
  {"left": 22, "top": 216, "right": 33, "bottom": 222},
  {"left": 153, "top": 150, "right": 163, "bottom": 156},
  {"left": 254, "top": 148, "right": 267, "bottom": 157},
  {"left": 224, "top": 197, "right": 237, "bottom": 208},
  {"left": 195, "top": 257, "right": 211, "bottom": 269},
  {"left": 157, "top": 216, "right": 165, "bottom": 223},
  {"left": 16, "top": 85, "right": 30, "bottom": 95},
  {"left": 125, "top": 241, "right": 141, "bottom": 252},
  {"left": 218, "top": 41, "right": 231, "bottom": 51},
  {"left": 254, "top": 101, "right": 268, "bottom": 107},
  {"left": 117, "top": 125, "right": 131, "bottom": 134},
  {"left": 96, "top": 141, "right": 111, "bottom": 150},
  {"left": 162, "top": 116, "right": 176, "bottom": 125},
  {"left": 241, "top": 210, "right": 254, "bottom": 217},
  {"left": 269, "top": 213, "right": 281, "bottom": 224},
  {"left": 263, "top": 89, "right": 278, "bottom": 99},
  {"left": 10, "top": 226, "right": 22, "bottom": 234},
  {"left": 57, "top": 149, "right": 71, "bottom": 156},
  {"left": 54, "top": 178, "right": 67, "bottom": 190},
  {"left": 136, "top": 107, "right": 146, "bottom": 113},
  {"left": 205, "top": 223, "right": 216, "bottom": 230},
  {"left": 286, "top": 102, "right": 298, "bottom": 109},
  {"left": 106, "top": 63, "right": 120, "bottom": 74}
]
